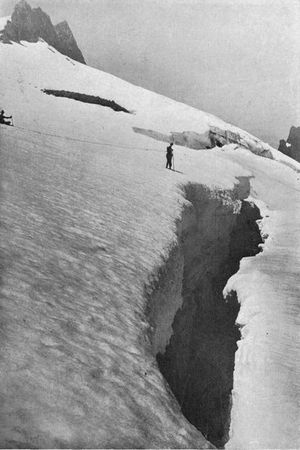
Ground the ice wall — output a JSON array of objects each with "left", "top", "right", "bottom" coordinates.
[{"left": 147, "top": 179, "right": 263, "bottom": 447}]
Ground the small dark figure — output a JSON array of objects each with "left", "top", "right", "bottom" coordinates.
[
  {"left": 166, "top": 142, "right": 173, "bottom": 169},
  {"left": 0, "top": 110, "right": 12, "bottom": 126}
]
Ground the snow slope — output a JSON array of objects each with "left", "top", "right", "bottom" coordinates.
[{"left": 0, "top": 39, "right": 299, "bottom": 448}]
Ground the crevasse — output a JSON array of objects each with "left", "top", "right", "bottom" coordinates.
[{"left": 146, "top": 178, "right": 263, "bottom": 448}]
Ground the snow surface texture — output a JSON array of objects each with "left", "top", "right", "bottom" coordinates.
[{"left": 0, "top": 39, "right": 300, "bottom": 448}]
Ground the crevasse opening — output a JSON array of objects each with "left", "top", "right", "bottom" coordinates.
[{"left": 146, "top": 182, "right": 263, "bottom": 448}]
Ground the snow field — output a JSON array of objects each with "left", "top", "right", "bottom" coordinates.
[{"left": 0, "top": 38, "right": 300, "bottom": 448}]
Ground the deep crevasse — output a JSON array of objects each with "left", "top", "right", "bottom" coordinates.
[{"left": 147, "top": 178, "right": 263, "bottom": 448}]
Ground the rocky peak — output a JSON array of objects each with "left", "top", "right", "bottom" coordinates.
[
  {"left": 54, "top": 20, "right": 85, "bottom": 64},
  {"left": 14, "top": 0, "right": 31, "bottom": 12},
  {"left": 278, "top": 126, "right": 300, "bottom": 163},
  {"left": 1, "top": 0, "right": 85, "bottom": 64},
  {"left": 55, "top": 20, "right": 72, "bottom": 38}
]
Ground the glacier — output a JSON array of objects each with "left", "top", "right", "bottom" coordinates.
[{"left": 0, "top": 37, "right": 300, "bottom": 449}]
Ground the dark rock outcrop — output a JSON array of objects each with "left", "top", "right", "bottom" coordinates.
[
  {"left": 42, "top": 89, "right": 131, "bottom": 113},
  {"left": 1, "top": 0, "right": 85, "bottom": 64},
  {"left": 54, "top": 21, "right": 85, "bottom": 65},
  {"left": 278, "top": 126, "right": 300, "bottom": 162}
]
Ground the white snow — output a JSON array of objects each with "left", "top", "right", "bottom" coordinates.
[
  {"left": 0, "top": 15, "right": 10, "bottom": 32},
  {"left": 0, "top": 38, "right": 299, "bottom": 449},
  {"left": 223, "top": 148, "right": 300, "bottom": 449}
]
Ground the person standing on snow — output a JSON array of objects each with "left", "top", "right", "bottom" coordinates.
[
  {"left": 166, "top": 142, "right": 174, "bottom": 169},
  {"left": 0, "top": 110, "right": 12, "bottom": 126}
]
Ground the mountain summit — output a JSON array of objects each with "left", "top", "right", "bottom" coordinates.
[
  {"left": 0, "top": 0, "right": 85, "bottom": 64},
  {"left": 278, "top": 125, "right": 300, "bottom": 163}
]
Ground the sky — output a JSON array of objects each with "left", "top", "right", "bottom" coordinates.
[{"left": 1, "top": 0, "right": 300, "bottom": 146}]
